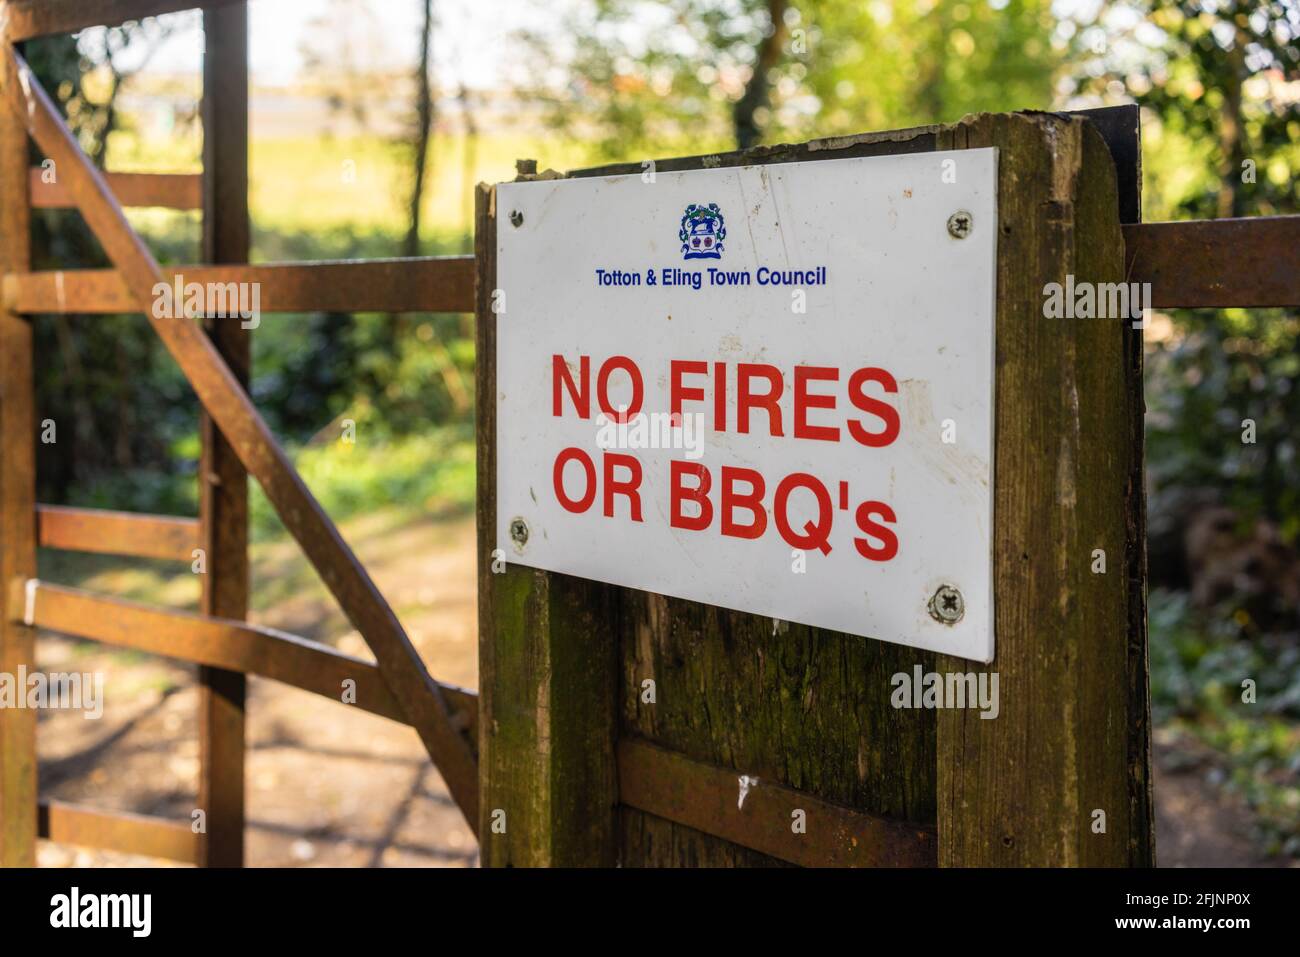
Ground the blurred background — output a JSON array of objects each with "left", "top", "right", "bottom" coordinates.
[{"left": 20, "top": 0, "right": 1300, "bottom": 865}]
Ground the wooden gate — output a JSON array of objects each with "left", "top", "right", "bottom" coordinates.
[
  {"left": 476, "top": 110, "right": 1300, "bottom": 867},
  {"left": 0, "top": 1, "right": 479, "bottom": 867},
  {"left": 3, "top": 2, "right": 1298, "bottom": 871}
]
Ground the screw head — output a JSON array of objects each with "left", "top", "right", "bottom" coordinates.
[
  {"left": 946, "top": 210, "right": 973, "bottom": 239},
  {"left": 509, "top": 517, "right": 529, "bottom": 549},
  {"left": 509, "top": 210, "right": 524, "bottom": 228},
  {"left": 928, "top": 585, "right": 965, "bottom": 624}
]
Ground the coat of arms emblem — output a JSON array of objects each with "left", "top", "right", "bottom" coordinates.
[{"left": 680, "top": 203, "right": 726, "bottom": 260}]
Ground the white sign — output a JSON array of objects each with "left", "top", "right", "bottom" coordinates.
[{"left": 495, "top": 149, "right": 998, "bottom": 662}]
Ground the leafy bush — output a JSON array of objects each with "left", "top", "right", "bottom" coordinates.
[{"left": 1150, "top": 589, "right": 1300, "bottom": 856}]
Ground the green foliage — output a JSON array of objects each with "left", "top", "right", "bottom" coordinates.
[
  {"left": 517, "top": 0, "right": 1062, "bottom": 161},
  {"left": 1147, "top": 313, "right": 1300, "bottom": 539},
  {"left": 1064, "top": 3, "right": 1300, "bottom": 545},
  {"left": 1071, "top": 3, "right": 1300, "bottom": 855},
  {"left": 249, "top": 425, "right": 477, "bottom": 540},
  {"left": 789, "top": 0, "right": 1061, "bottom": 136},
  {"left": 1150, "top": 589, "right": 1300, "bottom": 856},
  {"left": 1067, "top": 0, "right": 1300, "bottom": 220}
]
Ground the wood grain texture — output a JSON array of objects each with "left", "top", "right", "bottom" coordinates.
[
  {"left": 17, "top": 581, "right": 478, "bottom": 736},
  {"left": 2, "top": 258, "right": 476, "bottom": 314},
  {"left": 1123, "top": 216, "right": 1300, "bottom": 308},
  {"left": 0, "top": 58, "right": 37, "bottom": 867},
  {"left": 3, "top": 0, "right": 246, "bottom": 41},
  {"left": 36, "top": 504, "right": 199, "bottom": 560},
  {"left": 614, "top": 599, "right": 936, "bottom": 866},
  {"left": 38, "top": 801, "right": 199, "bottom": 864},
  {"left": 0, "top": 46, "right": 479, "bottom": 830},
  {"left": 476, "top": 183, "right": 620, "bottom": 866},
  {"left": 31, "top": 169, "right": 201, "bottom": 209},
  {"left": 618, "top": 739, "right": 937, "bottom": 867},
  {"left": 198, "top": 2, "right": 250, "bottom": 868},
  {"left": 933, "top": 113, "right": 1151, "bottom": 867}
]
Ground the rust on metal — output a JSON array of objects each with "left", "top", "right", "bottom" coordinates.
[
  {"left": 38, "top": 800, "right": 199, "bottom": 864},
  {"left": 3, "top": 258, "right": 476, "bottom": 314},
  {"left": 617, "top": 739, "right": 938, "bottom": 867},
  {"left": 36, "top": 504, "right": 200, "bottom": 562},
  {"left": 1, "top": 46, "right": 480, "bottom": 831},
  {"left": 1124, "top": 216, "right": 1300, "bottom": 308}
]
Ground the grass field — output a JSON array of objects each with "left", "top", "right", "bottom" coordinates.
[{"left": 110, "top": 126, "right": 596, "bottom": 254}]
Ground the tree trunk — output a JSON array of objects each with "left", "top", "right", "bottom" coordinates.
[
  {"left": 404, "top": 0, "right": 435, "bottom": 259},
  {"left": 1216, "top": 36, "right": 1246, "bottom": 220},
  {"left": 732, "top": 0, "right": 787, "bottom": 150}
]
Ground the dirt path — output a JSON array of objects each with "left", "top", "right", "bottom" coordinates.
[
  {"left": 30, "top": 510, "right": 1291, "bottom": 867},
  {"left": 36, "top": 511, "right": 478, "bottom": 868},
  {"left": 1152, "top": 732, "right": 1288, "bottom": 868}
]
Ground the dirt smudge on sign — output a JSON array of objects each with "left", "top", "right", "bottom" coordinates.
[{"left": 898, "top": 378, "right": 988, "bottom": 498}]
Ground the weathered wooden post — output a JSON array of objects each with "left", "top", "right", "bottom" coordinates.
[
  {"left": 477, "top": 111, "right": 1151, "bottom": 867},
  {"left": 0, "top": 34, "right": 38, "bottom": 866},
  {"left": 197, "top": 0, "right": 251, "bottom": 869},
  {"left": 933, "top": 114, "right": 1153, "bottom": 867},
  {"left": 475, "top": 174, "right": 621, "bottom": 867}
]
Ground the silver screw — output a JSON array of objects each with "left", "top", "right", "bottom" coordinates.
[
  {"left": 928, "top": 585, "right": 964, "bottom": 624},
  {"left": 509, "top": 517, "right": 529, "bottom": 549},
  {"left": 509, "top": 210, "right": 524, "bottom": 228},
  {"left": 947, "top": 210, "right": 973, "bottom": 239}
]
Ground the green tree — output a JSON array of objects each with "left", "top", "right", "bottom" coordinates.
[
  {"left": 24, "top": 28, "right": 198, "bottom": 505},
  {"left": 516, "top": 0, "right": 1062, "bottom": 161},
  {"left": 1065, "top": 1, "right": 1300, "bottom": 550}
]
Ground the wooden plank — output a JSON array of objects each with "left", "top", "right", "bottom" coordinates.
[
  {"left": 574, "top": 123, "right": 942, "bottom": 177},
  {"left": 197, "top": 0, "right": 249, "bottom": 869},
  {"left": 1114, "top": 117, "right": 1156, "bottom": 870},
  {"left": 476, "top": 182, "right": 620, "bottom": 865},
  {"left": 569, "top": 129, "right": 942, "bottom": 868},
  {"left": 31, "top": 169, "right": 201, "bottom": 209},
  {"left": 1124, "top": 216, "right": 1300, "bottom": 308},
  {"left": 1, "top": 46, "right": 480, "bottom": 832},
  {"left": 618, "top": 739, "right": 937, "bottom": 868},
  {"left": 934, "top": 114, "right": 1151, "bottom": 866},
  {"left": 1084, "top": 107, "right": 1155, "bottom": 862},
  {"left": 2, "top": 257, "right": 476, "bottom": 314},
  {"left": 4, "top": 0, "right": 247, "bottom": 41},
  {"left": 38, "top": 800, "right": 200, "bottom": 864},
  {"left": 15, "top": 580, "right": 478, "bottom": 738},
  {"left": 36, "top": 504, "right": 199, "bottom": 561},
  {"left": 1071, "top": 105, "right": 1141, "bottom": 225},
  {"left": 0, "top": 62, "right": 37, "bottom": 868}
]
